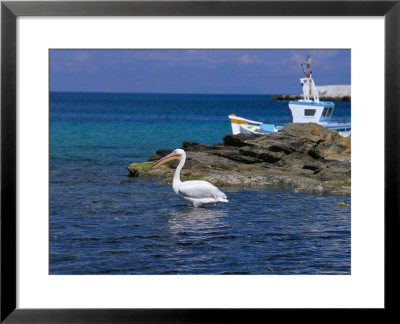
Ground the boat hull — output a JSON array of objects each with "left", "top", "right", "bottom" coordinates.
[
  {"left": 229, "top": 114, "right": 282, "bottom": 135},
  {"left": 229, "top": 114, "right": 351, "bottom": 137}
]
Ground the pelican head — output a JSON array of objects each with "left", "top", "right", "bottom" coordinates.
[{"left": 150, "top": 149, "right": 184, "bottom": 169}]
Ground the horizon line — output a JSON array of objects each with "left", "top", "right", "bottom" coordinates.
[{"left": 49, "top": 90, "right": 283, "bottom": 96}]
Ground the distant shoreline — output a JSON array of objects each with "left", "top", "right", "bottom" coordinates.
[
  {"left": 49, "top": 88, "right": 351, "bottom": 99},
  {"left": 271, "top": 85, "right": 351, "bottom": 102}
]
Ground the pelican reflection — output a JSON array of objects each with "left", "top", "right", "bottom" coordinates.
[{"left": 168, "top": 207, "right": 228, "bottom": 235}]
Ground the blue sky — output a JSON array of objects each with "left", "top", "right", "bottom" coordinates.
[{"left": 50, "top": 49, "right": 350, "bottom": 94}]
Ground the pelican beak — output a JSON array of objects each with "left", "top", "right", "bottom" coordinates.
[{"left": 150, "top": 151, "right": 181, "bottom": 169}]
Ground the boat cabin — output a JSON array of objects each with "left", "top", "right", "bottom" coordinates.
[
  {"left": 288, "top": 74, "right": 335, "bottom": 124},
  {"left": 288, "top": 100, "right": 335, "bottom": 124}
]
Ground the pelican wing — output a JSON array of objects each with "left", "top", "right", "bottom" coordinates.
[{"left": 178, "top": 180, "right": 227, "bottom": 200}]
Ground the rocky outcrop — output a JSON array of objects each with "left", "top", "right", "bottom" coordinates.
[{"left": 128, "top": 123, "right": 351, "bottom": 195}]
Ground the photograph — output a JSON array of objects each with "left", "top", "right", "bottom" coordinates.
[{"left": 49, "top": 49, "right": 351, "bottom": 275}]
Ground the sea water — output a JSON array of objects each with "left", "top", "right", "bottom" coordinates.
[{"left": 50, "top": 92, "right": 351, "bottom": 274}]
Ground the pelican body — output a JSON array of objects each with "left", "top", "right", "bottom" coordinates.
[{"left": 150, "top": 149, "right": 228, "bottom": 207}]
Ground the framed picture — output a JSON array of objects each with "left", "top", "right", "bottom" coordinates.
[{"left": 1, "top": 0, "right": 398, "bottom": 322}]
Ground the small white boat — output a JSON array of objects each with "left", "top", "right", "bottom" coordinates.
[{"left": 229, "top": 56, "right": 351, "bottom": 137}]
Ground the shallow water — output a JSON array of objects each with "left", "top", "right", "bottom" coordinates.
[
  {"left": 50, "top": 92, "right": 351, "bottom": 275},
  {"left": 50, "top": 177, "right": 350, "bottom": 274}
]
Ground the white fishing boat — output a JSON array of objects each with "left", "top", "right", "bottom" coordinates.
[{"left": 229, "top": 56, "right": 351, "bottom": 137}]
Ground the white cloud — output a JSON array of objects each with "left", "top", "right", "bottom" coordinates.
[
  {"left": 73, "top": 52, "right": 90, "bottom": 61},
  {"left": 237, "top": 54, "right": 262, "bottom": 65}
]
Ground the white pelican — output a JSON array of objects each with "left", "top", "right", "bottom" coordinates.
[{"left": 150, "top": 149, "right": 228, "bottom": 207}]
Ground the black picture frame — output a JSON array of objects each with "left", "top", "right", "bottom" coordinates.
[{"left": 1, "top": 0, "right": 399, "bottom": 322}]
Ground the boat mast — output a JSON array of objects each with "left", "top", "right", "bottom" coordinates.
[{"left": 301, "top": 55, "right": 312, "bottom": 98}]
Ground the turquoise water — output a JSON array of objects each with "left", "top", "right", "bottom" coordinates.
[{"left": 50, "top": 92, "right": 351, "bottom": 274}]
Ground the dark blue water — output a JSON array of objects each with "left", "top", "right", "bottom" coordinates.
[{"left": 50, "top": 92, "right": 351, "bottom": 274}]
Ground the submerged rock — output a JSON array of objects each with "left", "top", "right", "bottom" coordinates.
[
  {"left": 128, "top": 123, "right": 351, "bottom": 195},
  {"left": 337, "top": 201, "right": 351, "bottom": 207}
]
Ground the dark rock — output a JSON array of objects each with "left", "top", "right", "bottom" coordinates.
[
  {"left": 156, "top": 149, "right": 172, "bottom": 155},
  {"left": 223, "top": 134, "right": 258, "bottom": 147},
  {"left": 308, "top": 148, "right": 322, "bottom": 160},
  {"left": 182, "top": 141, "right": 208, "bottom": 151},
  {"left": 239, "top": 147, "right": 283, "bottom": 163},
  {"left": 224, "top": 152, "right": 262, "bottom": 164},
  {"left": 148, "top": 149, "right": 173, "bottom": 161},
  {"left": 239, "top": 147, "right": 282, "bottom": 163},
  {"left": 128, "top": 167, "right": 139, "bottom": 177},
  {"left": 267, "top": 142, "right": 296, "bottom": 154},
  {"left": 303, "top": 161, "right": 321, "bottom": 172}
]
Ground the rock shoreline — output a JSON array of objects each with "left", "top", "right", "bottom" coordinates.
[{"left": 128, "top": 123, "right": 351, "bottom": 196}]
